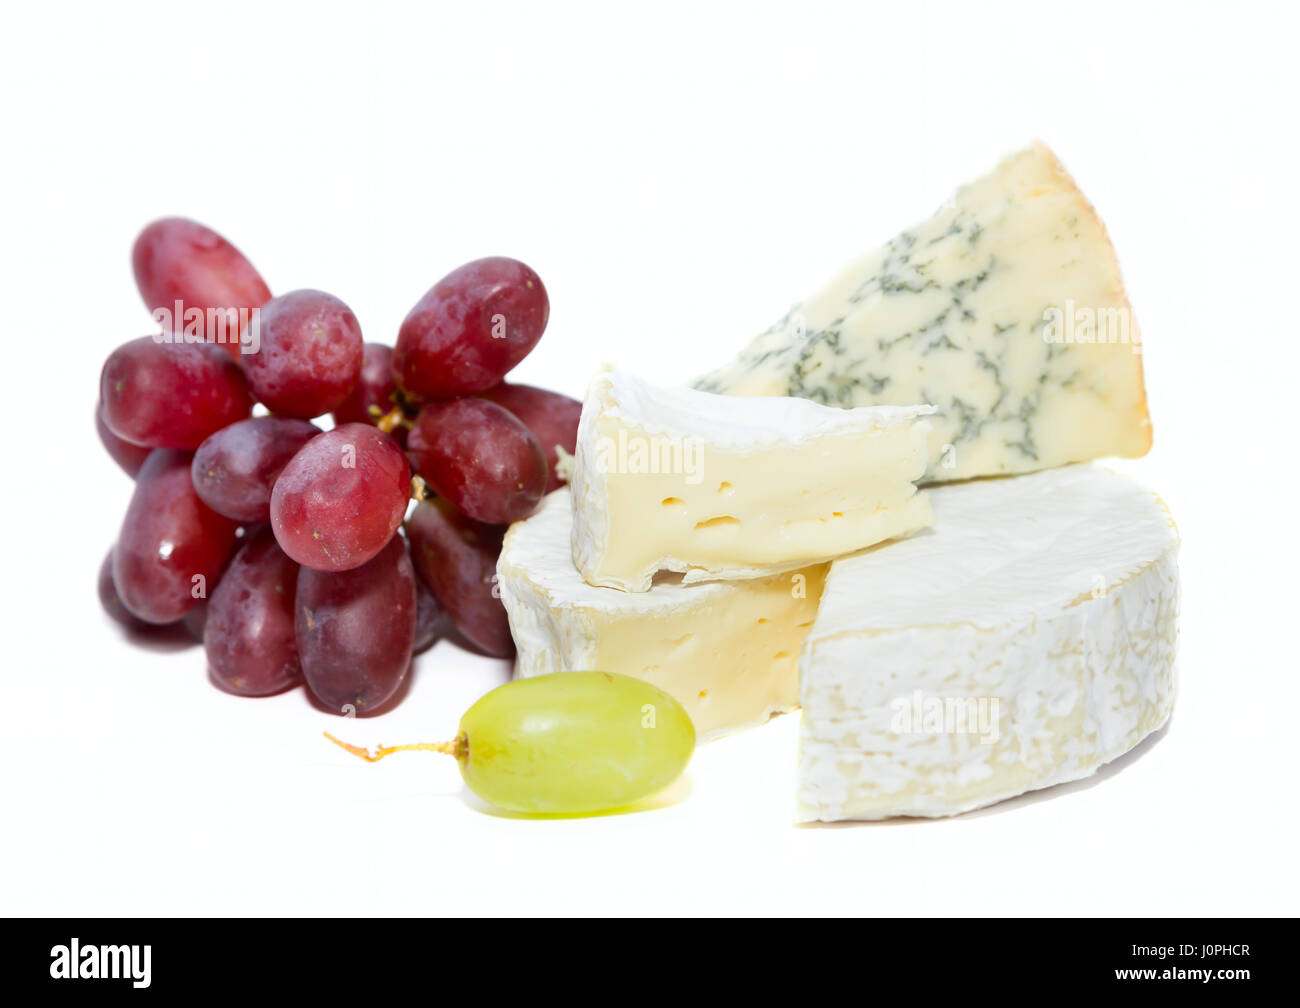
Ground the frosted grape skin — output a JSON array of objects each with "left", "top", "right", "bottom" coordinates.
[
  {"left": 100, "top": 337, "right": 252, "bottom": 450},
  {"left": 191, "top": 416, "right": 320, "bottom": 522},
  {"left": 477, "top": 382, "right": 580, "bottom": 493},
  {"left": 296, "top": 534, "right": 416, "bottom": 714},
  {"left": 392, "top": 257, "right": 549, "bottom": 398},
  {"left": 333, "top": 342, "right": 405, "bottom": 444},
  {"left": 270, "top": 423, "right": 411, "bottom": 572},
  {"left": 405, "top": 497, "right": 512, "bottom": 658},
  {"left": 204, "top": 528, "right": 303, "bottom": 696},
  {"left": 96, "top": 401, "right": 152, "bottom": 477},
  {"left": 98, "top": 549, "right": 157, "bottom": 631},
  {"left": 132, "top": 217, "right": 271, "bottom": 361},
  {"left": 242, "top": 289, "right": 364, "bottom": 419},
  {"left": 113, "top": 450, "right": 241, "bottom": 624},
  {"left": 407, "top": 398, "right": 546, "bottom": 525}
]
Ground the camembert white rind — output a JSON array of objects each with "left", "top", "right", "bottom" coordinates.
[
  {"left": 570, "top": 366, "right": 933, "bottom": 593},
  {"left": 499, "top": 489, "right": 826, "bottom": 742},
  {"left": 797, "top": 465, "right": 1179, "bottom": 821},
  {"left": 694, "top": 142, "right": 1152, "bottom": 482}
]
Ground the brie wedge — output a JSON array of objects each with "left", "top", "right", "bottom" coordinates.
[
  {"left": 797, "top": 465, "right": 1179, "bottom": 821},
  {"left": 498, "top": 489, "right": 827, "bottom": 742},
  {"left": 570, "top": 366, "right": 934, "bottom": 592},
  {"left": 694, "top": 142, "right": 1153, "bottom": 482}
]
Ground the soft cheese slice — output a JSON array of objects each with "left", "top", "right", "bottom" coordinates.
[
  {"left": 570, "top": 366, "right": 934, "bottom": 592},
  {"left": 694, "top": 142, "right": 1152, "bottom": 482},
  {"left": 499, "top": 489, "right": 826, "bottom": 742},
  {"left": 798, "top": 465, "right": 1179, "bottom": 821}
]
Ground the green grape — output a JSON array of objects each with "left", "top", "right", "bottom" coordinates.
[{"left": 325, "top": 671, "right": 695, "bottom": 815}]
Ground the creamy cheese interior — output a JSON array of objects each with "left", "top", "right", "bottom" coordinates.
[
  {"left": 571, "top": 367, "right": 932, "bottom": 592},
  {"left": 499, "top": 490, "right": 826, "bottom": 742}
]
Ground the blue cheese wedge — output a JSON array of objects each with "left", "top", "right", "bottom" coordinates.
[
  {"left": 694, "top": 142, "right": 1152, "bottom": 482},
  {"left": 498, "top": 489, "right": 827, "bottom": 742},
  {"left": 569, "top": 366, "right": 934, "bottom": 593},
  {"left": 797, "top": 465, "right": 1179, "bottom": 821}
]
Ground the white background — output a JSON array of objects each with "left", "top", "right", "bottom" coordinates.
[{"left": 2, "top": 1, "right": 1296, "bottom": 917}]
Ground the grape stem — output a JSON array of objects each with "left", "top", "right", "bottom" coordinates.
[
  {"left": 374, "top": 405, "right": 410, "bottom": 435},
  {"left": 324, "top": 731, "right": 466, "bottom": 762}
]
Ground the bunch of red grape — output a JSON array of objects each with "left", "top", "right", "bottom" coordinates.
[{"left": 97, "top": 218, "right": 581, "bottom": 715}]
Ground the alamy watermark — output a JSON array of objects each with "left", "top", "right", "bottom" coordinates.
[
  {"left": 1042, "top": 299, "right": 1141, "bottom": 355},
  {"left": 593, "top": 430, "right": 704, "bottom": 484},
  {"left": 890, "top": 690, "right": 1001, "bottom": 744},
  {"left": 50, "top": 940, "right": 151, "bottom": 988},
  {"left": 151, "top": 301, "right": 261, "bottom": 354}
]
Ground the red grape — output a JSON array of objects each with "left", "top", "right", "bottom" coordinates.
[
  {"left": 296, "top": 534, "right": 416, "bottom": 714},
  {"left": 96, "top": 400, "right": 151, "bottom": 477},
  {"left": 242, "top": 289, "right": 363, "bottom": 418},
  {"left": 333, "top": 342, "right": 399, "bottom": 424},
  {"left": 393, "top": 257, "right": 548, "bottom": 398},
  {"left": 269, "top": 423, "right": 410, "bottom": 571},
  {"left": 98, "top": 549, "right": 156, "bottom": 631},
  {"left": 192, "top": 416, "right": 320, "bottom": 522},
  {"left": 405, "top": 497, "right": 513, "bottom": 658},
  {"left": 100, "top": 337, "right": 252, "bottom": 450},
  {"left": 333, "top": 342, "right": 405, "bottom": 442},
  {"left": 114, "top": 450, "right": 240, "bottom": 624},
  {"left": 181, "top": 524, "right": 254, "bottom": 641},
  {"left": 182, "top": 599, "right": 209, "bottom": 642},
  {"left": 478, "top": 382, "right": 581, "bottom": 493},
  {"left": 205, "top": 528, "right": 302, "bottom": 696},
  {"left": 409, "top": 542, "right": 446, "bottom": 655},
  {"left": 132, "top": 217, "right": 270, "bottom": 360},
  {"left": 407, "top": 398, "right": 546, "bottom": 524}
]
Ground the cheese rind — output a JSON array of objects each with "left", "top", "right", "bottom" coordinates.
[
  {"left": 694, "top": 142, "right": 1152, "bottom": 482},
  {"left": 499, "top": 489, "right": 826, "bottom": 742},
  {"left": 570, "top": 366, "right": 934, "bottom": 592},
  {"left": 797, "top": 465, "right": 1179, "bottom": 821}
]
